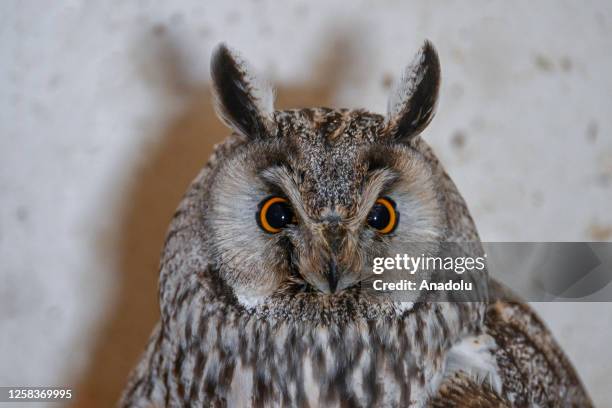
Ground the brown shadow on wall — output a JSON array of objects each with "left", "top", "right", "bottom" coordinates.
[{"left": 71, "top": 29, "right": 365, "bottom": 407}]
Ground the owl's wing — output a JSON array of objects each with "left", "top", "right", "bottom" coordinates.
[
  {"left": 482, "top": 280, "right": 594, "bottom": 407},
  {"left": 428, "top": 371, "right": 510, "bottom": 408},
  {"left": 428, "top": 281, "right": 593, "bottom": 407}
]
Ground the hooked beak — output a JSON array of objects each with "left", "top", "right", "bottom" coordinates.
[{"left": 327, "top": 259, "right": 339, "bottom": 293}]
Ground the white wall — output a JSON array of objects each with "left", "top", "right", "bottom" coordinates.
[{"left": 1, "top": 1, "right": 611, "bottom": 407}]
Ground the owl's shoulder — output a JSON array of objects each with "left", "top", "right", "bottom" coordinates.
[
  {"left": 430, "top": 288, "right": 593, "bottom": 407},
  {"left": 482, "top": 280, "right": 593, "bottom": 406}
]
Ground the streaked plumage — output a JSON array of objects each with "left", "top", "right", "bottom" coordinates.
[{"left": 120, "top": 42, "right": 592, "bottom": 407}]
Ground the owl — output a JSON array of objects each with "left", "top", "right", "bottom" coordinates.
[{"left": 120, "top": 42, "right": 592, "bottom": 407}]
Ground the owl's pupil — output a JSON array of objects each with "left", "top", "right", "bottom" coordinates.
[
  {"left": 266, "top": 202, "right": 293, "bottom": 229},
  {"left": 367, "top": 204, "right": 391, "bottom": 230}
]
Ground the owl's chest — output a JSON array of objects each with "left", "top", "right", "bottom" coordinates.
[
  {"left": 176, "top": 320, "right": 451, "bottom": 407},
  {"left": 223, "top": 344, "right": 446, "bottom": 407}
]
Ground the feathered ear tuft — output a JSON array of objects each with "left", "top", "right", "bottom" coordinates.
[
  {"left": 384, "top": 40, "right": 441, "bottom": 143},
  {"left": 210, "top": 44, "right": 276, "bottom": 139}
]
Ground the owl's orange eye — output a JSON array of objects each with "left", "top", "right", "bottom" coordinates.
[
  {"left": 257, "top": 196, "right": 295, "bottom": 233},
  {"left": 367, "top": 197, "right": 399, "bottom": 234}
]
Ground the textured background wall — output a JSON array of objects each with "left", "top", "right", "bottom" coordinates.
[{"left": 1, "top": 1, "right": 611, "bottom": 407}]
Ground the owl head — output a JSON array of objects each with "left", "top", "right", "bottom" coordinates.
[{"left": 200, "top": 42, "right": 450, "bottom": 309}]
